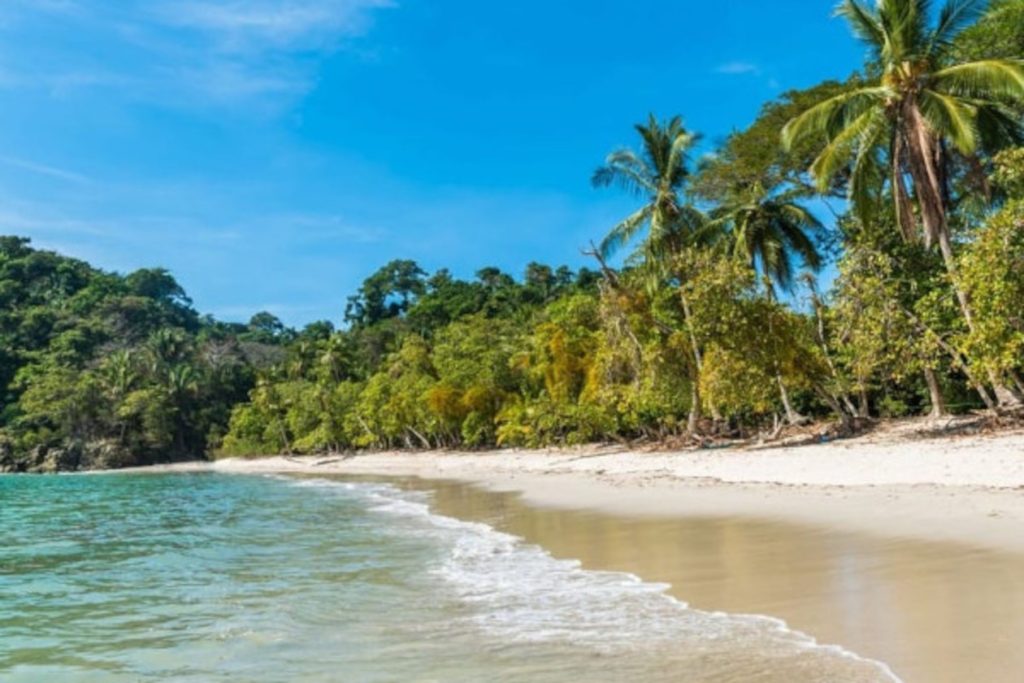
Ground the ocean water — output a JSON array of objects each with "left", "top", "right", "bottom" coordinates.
[{"left": 0, "top": 473, "right": 900, "bottom": 682}]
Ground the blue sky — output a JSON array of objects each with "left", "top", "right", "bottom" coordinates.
[{"left": 0, "top": 1, "right": 865, "bottom": 326}]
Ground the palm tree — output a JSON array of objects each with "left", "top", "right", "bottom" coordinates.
[
  {"left": 592, "top": 115, "right": 719, "bottom": 434},
  {"left": 710, "top": 184, "right": 824, "bottom": 424},
  {"left": 712, "top": 183, "right": 824, "bottom": 293},
  {"left": 101, "top": 350, "right": 139, "bottom": 444},
  {"left": 162, "top": 364, "right": 200, "bottom": 456},
  {"left": 592, "top": 115, "right": 703, "bottom": 258},
  {"left": 782, "top": 0, "right": 1024, "bottom": 405},
  {"left": 784, "top": 0, "right": 1024, "bottom": 249},
  {"left": 319, "top": 335, "right": 350, "bottom": 384}
]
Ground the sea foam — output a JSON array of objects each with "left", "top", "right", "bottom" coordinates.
[{"left": 283, "top": 477, "right": 903, "bottom": 682}]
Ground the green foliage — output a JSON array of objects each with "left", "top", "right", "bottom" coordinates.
[
  {"left": 782, "top": 0, "right": 1024, "bottom": 245},
  {"left": 0, "top": 238, "right": 265, "bottom": 472},
  {"left": 592, "top": 114, "right": 703, "bottom": 259},
  {"left": 12, "top": 3, "right": 1024, "bottom": 466},
  {"left": 953, "top": 0, "right": 1024, "bottom": 62},
  {"left": 993, "top": 147, "right": 1024, "bottom": 197},
  {"left": 692, "top": 79, "right": 860, "bottom": 201},
  {"left": 344, "top": 260, "right": 427, "bottom": 329},
  {"left": 959, "top": 199, "right": 1024, "bottom": 379}
]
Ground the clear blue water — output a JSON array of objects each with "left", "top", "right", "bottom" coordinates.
[{"left": 0, "top": 473, "right": 900, "bottom": 682}]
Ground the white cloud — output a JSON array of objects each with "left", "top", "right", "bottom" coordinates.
[
  {"left": 0, "top": 0, "right": 396, "bottom": 107},
  {"left": 715, "top": 61, "right": 761, "bottom": 75},
  {"left": 0, "top": 156, "right": 92, "bottom": 185},
  {"left": 157, "top": 0, "right": 394, "bottom": 51},
  {"left": 169, "top": 62, "right": 309, "bottom": 101}
]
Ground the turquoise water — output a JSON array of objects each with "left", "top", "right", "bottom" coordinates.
[{"left": 0, "top": 473, "right": 900, "bottom": 682}]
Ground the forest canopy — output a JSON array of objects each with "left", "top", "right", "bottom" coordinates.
[{"left": 3, "top": 0, "right": 1024, "bottom": 470}]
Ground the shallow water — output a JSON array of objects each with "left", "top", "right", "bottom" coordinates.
[
  {"left": 416, "top": 476, "right": 1024, "bottom": 683},
  {"left": 0, "top": 472, "right": 900, "bottom": 682}
]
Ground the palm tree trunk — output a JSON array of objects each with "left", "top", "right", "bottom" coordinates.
[
  {"left": 904, "top": 107, "right": 1021, "bottom": 408},
  {"left": 923, "top": 367, "right": 946, "bottom": 418},
  {"left": 891, "top": 137, "right": 918, "bottom": 242},
  {"left": 903, "top": 105, "right": 948, "bottom": 249}
]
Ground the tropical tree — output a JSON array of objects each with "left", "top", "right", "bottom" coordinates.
[
  {"left": 592, "top": 115, "right": 706, "bottom": 259},
  {"left": 711, "top": 183, "right": 824, "bottom": 293},
  {"left": 704, "top": 183, "right": 824, "bottom": 424},
  {"left": 593, "top": 115, "right": 721, "bottom": 432},
  {"left": 784, "top": 0, "right": 1024, "bottom": 248},
  {"left": 782, "top": 0, "right": 1024, "bottom": 404}
]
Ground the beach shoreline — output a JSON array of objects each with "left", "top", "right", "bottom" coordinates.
[
  {"left": 131, "top": 419, "right": 1024, "bottom": 553},
  {"left": 109, "top": 420, "right": 1024, "bottom": 682}
]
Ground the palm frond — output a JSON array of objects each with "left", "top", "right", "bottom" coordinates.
[
  {"left": 929, "top": 0, "right": 988, "bottom": 53},
  {"left": 918, "top": 89, "right": 979, "bottom": 153},
  {"left": 777, "top": 214, "right": 824, "bottom": 272},
  {"left": 876, "top": 0, "right": 910, "bottom": 62},
  {"left": 592, "top": 150, "right": 657, "bottom": 196},
  {"left": 888, "top": 133, "right": 918, "bottom": 241},
  {"left": 888, "top": 0, "right": 933, "bottom": 61},
  {"left": 778, "top": 202, "right": 825, "bottom": 232},
  {"left": 834, "top": 0, "right": 888, "bottom": 56},
  {"left": 643, "top": 204, "right": 710, "bottom": 264},
  {"left": 604, "top": 149, "right": 650, "bottom": 174},
  {"left": 846, "top": 112, "right": 890, "bottom": 224},
  {"left": 666, "top": 127, "right": 697, "bottom": 188},
  {"left": 636, "top": 116, "right": 670, "bottom": 176},
  {"left": 598, "top": 205, "right": 653, "bottom": 259},
  {"left": 719, "top": 191, "right": 822, "bottom": 292},
  {"left": 808, "top": 108, "right": 884, "bottom": 189},
  {"left": 973, "top": 102, "right": 1024, "bottom": 151},
  {"left": 781, "top": 87, "right": 890, "bottom": 150},
  {"left": 761, "top": 237, "right": 796, "bottom": 293},
  {"left": 932, "top": 59, "right": 1024, "bottom": 101}
]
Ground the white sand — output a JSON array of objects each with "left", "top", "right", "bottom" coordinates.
[{"left": 140, "top": 419, "right": 1024, "bottom": 552}]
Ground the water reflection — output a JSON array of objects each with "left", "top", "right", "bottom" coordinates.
[{"left": 389, "top": 476, "right": 1024, "bottom": 683}]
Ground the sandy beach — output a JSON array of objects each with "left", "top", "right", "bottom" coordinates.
[
  {"left": 132, "top": 419, "right": 1024, "bottom": 682},
  {"left": 147, "top": 418, "right": 1024, "bottom": 552}
]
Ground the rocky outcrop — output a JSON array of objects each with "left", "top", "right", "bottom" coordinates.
[
  {"left": 0, "top": 437, "right": 16, "bottom": 473},
  {"left": 0, "top": 439, "right": 165, "bottom": 473}
]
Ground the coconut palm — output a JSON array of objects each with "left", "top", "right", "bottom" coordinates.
[
  {"left": 712, "top": 183, "right": 824, "bottom": 293},
  {"left": 782, "top": 0, "right": 1024, "bottom": 404},
  {"left": 783, "top": 0, "right": 1024, "bottom": 253},
  {"left": 709, "top": 185, "right": 824, "bottom": 424},
  {"left": 593, "top": 115, "right": 721, "bottom": 434},
  {"left": 592, "top": 115, "right": 705, "bottom": 259}
]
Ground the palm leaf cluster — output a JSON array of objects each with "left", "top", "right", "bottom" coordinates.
[
  {"left": 594, "top": 116, "right": 824, "bottom": 292},
  {"left": 710, "top": 184, "right": 824, "bottom": 292},
  {"left": 592, "top": 115, "right": 703, "bottom": 259},
  {"left": 782, "top": 0, "right": 1024, "bottom": 246}
]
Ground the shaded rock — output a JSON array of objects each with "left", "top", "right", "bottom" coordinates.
[
  {"left": 79, "top": 440, "right": 138, "bottom": 470},
  {"left": 0, "top": 437, "right": 16, "bottom": 473}
]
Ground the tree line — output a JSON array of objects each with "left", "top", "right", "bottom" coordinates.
[
  {"left": 221, "top": 0, "right": 1024, "bottom": 455},
  {"left": 0, "top": 237, "right": 300, "bottom": 471},
  {"left": 2, "top": 0, "right": 1023, "bottom": 468}
]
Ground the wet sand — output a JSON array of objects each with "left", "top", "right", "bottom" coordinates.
[{"left": 404, "top": 476, "right": 1024, "bottom": 683}]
